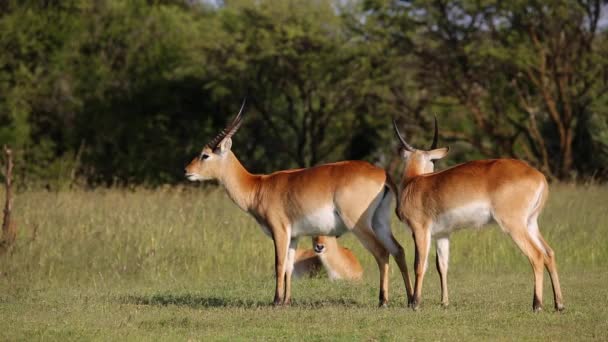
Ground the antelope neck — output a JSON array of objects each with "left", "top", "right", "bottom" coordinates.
[
  {"left": 218, "top": 151, "right": 259, "bottom": 212},
  {"left": 402, "top": 160, "right": 426, "bottom": 184}
]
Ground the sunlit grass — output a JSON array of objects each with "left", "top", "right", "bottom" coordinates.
[{"left": 1, "top": 183, "right": 607, "bottom": 340}]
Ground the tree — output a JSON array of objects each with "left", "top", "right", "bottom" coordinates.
[
  {"left": 204, "top": 0, "right": 380, "bottom": 170},
  {"left": 364, "top": 0, "right": 608, "bottom": 179}
]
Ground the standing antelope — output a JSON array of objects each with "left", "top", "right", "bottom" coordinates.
[
  {"left": 313, "top": 236, "right": 364, "bottom": 281},
  {"left": 392, "top": 118, "right": 564, "bottom": 312},
  {"left": 185, "top": 101, "right": 413, "bottom": 306}
]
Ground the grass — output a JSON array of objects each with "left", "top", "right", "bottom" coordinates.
[{"left": 1, "top": 183, "right": 607, "bottom": 340}]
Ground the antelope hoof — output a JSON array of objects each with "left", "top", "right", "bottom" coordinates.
[
  {"left": 533, "top": 305, "right": 543, "bottom": 313},
  {"left": 411, "top": 300, "right": 420, "bottom": 311},
  {"left": 555, "top": 303, "right": 565, "bottom": 312},
  {"left": 441, "top": 302, "right": 449, "bottom": 309},
  {"left": 378, "top": 301, "right": 388, "bottom": 309}
]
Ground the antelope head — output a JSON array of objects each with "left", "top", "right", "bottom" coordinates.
[
  {"left": 393, "top": 117, "right": 449, "bottom": 175},
  {"left": 185, "top": 100, "right": 246, "bottom": 182},
  {"left": 313, "top": 236, "right": 338, "bottom": 255}
]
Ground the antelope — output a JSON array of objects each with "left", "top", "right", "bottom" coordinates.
[
  {"left": 184, "top": 101, "right": 413, "bottom": 306},
  {"left": 293, "top": 246, "right": 322, "bottom": 278},
  {"left": 313, "top": 236, "right": 364, "bottom": 281},
  {"left": 392, "top": 118, "right": 564, "bottom": 312},
  {"left": 292, "top": 236, "right": 363, "bottom": 280}
]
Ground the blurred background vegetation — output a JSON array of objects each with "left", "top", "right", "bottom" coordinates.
[{"left": 0, "top": 0, "right": 607, "bottom": 188}]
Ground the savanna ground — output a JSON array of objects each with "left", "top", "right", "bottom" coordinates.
[{"left": 0, "top": 183, "right": 607, "bottom": 340}]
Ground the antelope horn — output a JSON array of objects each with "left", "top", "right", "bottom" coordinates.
[
  {"left": 208, "top": 98, "right": 247, "bottom": 151},
  {"left": 392, "top": 118, "right": 415, "bottom": 152},
  {"left": 430, "top": 116, "right": 438, "bottom": 150}
]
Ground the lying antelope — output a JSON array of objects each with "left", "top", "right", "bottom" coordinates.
[
  {"left": 392, "top": 118, "right": 564, "bottom": 312},
  {"left": 293, "top": 247, "right": 323, "bottom": 278},
  {"left": 312, "top": 236, "right": 364, "bottom": 281},
  {"left": 293, "top": 236, "right": 363, "bottom": 280},
  {"left": 185, "top": 101, "right": 413, "bottom": 306}
]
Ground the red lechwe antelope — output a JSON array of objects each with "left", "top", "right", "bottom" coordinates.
[
  {"left": 312, "top": 236, "right": 364, "bottom": 281},
  {"left": 293, "top": 247, "right": 323, "bottom": 278},
  {"left": 392, "top": 118, "right": 564, "bottom": 312},
  {"left": 292, "top": 236, "right": 363, "bottom": 280},
  {"left": 184, "top": 101, "right": 413, "bottom": 306}
]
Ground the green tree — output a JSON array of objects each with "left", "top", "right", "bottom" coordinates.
[
  {"left": 363, "top": 0, "right": 608, "bottom": 180},
  {"left": 203, "top": 0, "right": 387, "bottom": 170}
]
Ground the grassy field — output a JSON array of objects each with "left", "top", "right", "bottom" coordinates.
[{"left": 1, "top": 183, "right": 607, "bottom": 340}]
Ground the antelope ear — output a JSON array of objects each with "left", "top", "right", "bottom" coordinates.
[
  {"left": 428, "top": 147, "right": 449, "bottom": 160},
  {"left": 214, "top": 138, "right": 232, "bottom": 155}
]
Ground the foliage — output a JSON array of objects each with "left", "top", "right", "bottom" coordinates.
[
  {"left": 204, "top": 1, "right": 370, "bottom": 168},
  {"left": 0, "top": 0, "right": 606, "bottom": 186},
  {"left": 362, "top": 0, "right": 608, "bottom": 179}
]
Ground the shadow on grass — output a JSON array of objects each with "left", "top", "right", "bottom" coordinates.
[
  {"left": 120, "top": 293, "right": 365, "bottom": 309},
  {"left": 120, "top": 294, "right": 265, "bottom": 308}
]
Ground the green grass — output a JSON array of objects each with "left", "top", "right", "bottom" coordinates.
[{"left": 1, "top": 183, "right": 607, "bottom": 340}]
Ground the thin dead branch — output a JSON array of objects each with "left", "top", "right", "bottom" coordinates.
[{"left": 0, "top": 145, "right": 16, "bottom": 255}]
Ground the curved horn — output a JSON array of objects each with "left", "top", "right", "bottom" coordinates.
[
  {"left": 430, "top": 116, "right": 438, "bottom": 150},
  {"left": 208, "top": 98, "right": 247, "bottom": 150},
  {"left": 222, "top": 98, "right": 246, "bottom": 142},
  {"left": 392, "top": 118, "right": 415, "bottom": 152}
]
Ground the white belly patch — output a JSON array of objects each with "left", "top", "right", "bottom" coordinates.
[
  {"left": 432, "top": 202, "right": 493, "bottom": 236},
  {"left": 291, "top": 206, "right": 348, "bottom": 238}
]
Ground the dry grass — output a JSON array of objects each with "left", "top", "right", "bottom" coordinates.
[{"left": 0, "top": 183, "right": 607, "bottom": 340}]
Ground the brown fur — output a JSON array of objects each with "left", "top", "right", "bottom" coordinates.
[
  {"left": 186, "top": 143, "right": 413, "bottom": 306},
  {"left": 293, "top": 248, "right": 323, "bottom": 278},
  {"left": 293, "top": 236, "right": 364, "bottom": 280},
  {"left": 312, "top": 236, "right": 363, "bottom": 281},
  {"left": 396, "top": 147, "right": 564, "bottom": 312}
]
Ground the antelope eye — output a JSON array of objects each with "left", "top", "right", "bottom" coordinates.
[{"left": 200, "top": 154, "right": 209, "bottom": 160}]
